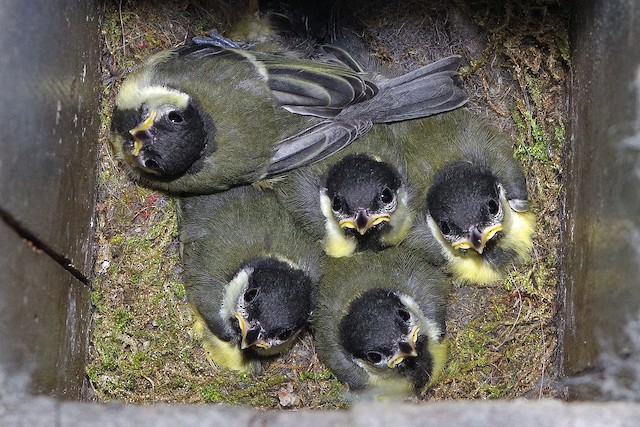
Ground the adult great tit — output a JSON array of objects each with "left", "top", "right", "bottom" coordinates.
[
  {"left": 398, "top": 109, "right": 535, "bottom": 284},
  {"left": 313, "top": 247, "right": 449, "bottom": 398},
  {"left": 275, "top": 124, "right": 416, "bottom": 257},
  {"left": 111, "top": 38, "right": 467, "bottom": 194},
  {"left": 179, "top": 185, "right": 322, "bottom": 372}
]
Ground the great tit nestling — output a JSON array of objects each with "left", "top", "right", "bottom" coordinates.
[
  {"left": 313, "top": 247, "right": 449, "bottom": 398},
  {"left": 398, "top": 109, "right": 535, "bottom": 284},
  {"left": 275, "top": 124, "right": 416, "bottom": 257},
  {"left": 111, "top": 37, "right": 467, "bottom": 194},
  {"left": 179, "top": 186, "right": 322, "bottom": 372}
]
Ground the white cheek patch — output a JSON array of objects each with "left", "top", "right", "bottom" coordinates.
[
  {"left": 398, "top": 293, "right": 442, "bottom": 342},
  {"left": 220, "top": 267, "right": 252, "bottom": 321},
  {"left": 426, "top": 214, "right": 455, "bottom": 259},
  {"left": 427, "top": 212, "right": 502, "bottom": 284}
]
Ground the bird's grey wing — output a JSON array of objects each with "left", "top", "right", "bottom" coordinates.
[
  {"left": 320, "top": 45, "right": 367, "bottom": 72},
  {"left": 174, "top": 42, "right": 231, "bottom": 58},
  {"left": 191, "top": 31, "right": 241, "bottom": 49},
  {"left": 266, "top": 119, "right": 372, "bottom": 177},
  {"left": 176, "top": 42, "right": 378, "bottom": 118},
  {"left": 259, "top": 55, "right": 379, "bottom": 118},
  {"left": 363, "top": 55, "right": 468, "bottom": 123}
]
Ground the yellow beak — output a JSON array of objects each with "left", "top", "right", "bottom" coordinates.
[
  {"left": 387, "top": 325, "right": 420, "bottom": 368},
  {"left": 235, "top": 312, "right": 270, "bottom": 350},
  {"left": 254, "top": 340, "right": 271, "bottom": 349},
  {"left": 339, "top": 212, "right": 391, "bottom": 235},
  {"left": 129, "top": 110, "right": 157, "bottom": 156},
  {"left": 235, "top": 312, "right": 251, "bottom": 349},
  {"left": 452, "top": 222, "right": 503, "bottom": 254}
]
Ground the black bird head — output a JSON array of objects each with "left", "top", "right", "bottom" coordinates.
[
  {"left": 324, "top": 153, "right": 403, "bottom": 239},
  {"left": 111, "top": 93, "right": 213, "bottom": 178},
  {"left": 426, "top": 161, "right": 504, "bottom": 255},
  {"left": 233, "top": 257, "right": 313, "bottom": 353},
  {"left": 339, "top": 289, "right": 432, "bottom": 390}
]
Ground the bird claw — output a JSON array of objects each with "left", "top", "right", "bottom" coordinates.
[{"left": 192, "top": 29, "right": 241, "bottom": 49}]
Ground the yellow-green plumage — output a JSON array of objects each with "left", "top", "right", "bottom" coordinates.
[{"left": 191, "top": 308, "right": 258, "bottom": 373}]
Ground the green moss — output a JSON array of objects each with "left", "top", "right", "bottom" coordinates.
[
  {"left": 168, "top": 281, "right": 186, "bottom": 299},
  {"left": 199, "top": 373, "right": 287, "bottom": 406},
  {"left": 132, "top": 351, "right": 148, "bottom": 368},
  {"left": 513, "top": 109, "right": 550, "bottom": 163},
  {"left": 554, "top": 123, "right": 566, "bottom": 146},
  {"left": 114, "top": 309, "right": 134, "bottom": 332},
  {"left": 524, "top": 73, "right": 544, "bottom": 112},
  {"left": 91, "top": 290, "right": 103, "bottom": 309}
]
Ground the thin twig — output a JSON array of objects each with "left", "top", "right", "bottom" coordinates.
[{"left": 119, "top": 0, "right": 126, "bottom": 56}]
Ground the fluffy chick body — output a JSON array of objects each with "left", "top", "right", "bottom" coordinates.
[
  {"left": 313, "top": 246, "right": 449, "bottom": 398},
  {"left": 397, "top": 109, "right": 535, "bottom": 284},
  {"left": 274, "top": 124, "right": 417, "bottom": 257},
  {"left": 179, "top": 185, "right": 323, "bottom": 372}
]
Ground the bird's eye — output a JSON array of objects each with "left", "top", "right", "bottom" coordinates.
[
  {"left": 397, "top": 308, "right": 411, "bottom": 323},
  {"left": 439, "top": 221, "right": 451, "bottom": 235},
  {"left": 278, "top": 330, "right": 292, "bottom": 341},
  {"left": 488, "top": 199, "right": 500, "bottom": 215},
  {"left": 244, "top": 288, "right": 258, "bottom": 303},
  {"left": 168, "top": 111, "right": 184, "bottom": 123},
  {"left": 331, "top": 195, "right": 342, "bottom": 212},
  {"left": 366, "top": 351, "right": 383, "bottom": 364},
  {"left": 144, "top": 159, "right": 160, "bottom": 171},
  {"left": 380, "top": 187, "right": 394, "bottom": 205}
]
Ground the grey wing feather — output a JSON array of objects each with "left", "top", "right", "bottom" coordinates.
[
  {"left": 320, "top": 45, "right": 367, "bottom": 72},
  {"left": 361, "top": 55, "right": 468, "bottom": 123},
  {"left": 266, "top": 63, "right": 379, "bottom": 117},
  {"left": 174, "top": 43, "right": 229, "bottom": 59},
  {"left": 176, "top": 43, "right": 379, "bottom": 118},
  {"left": 378, "top": 55, "right": 463, "bottom": 88},
  {"left": 266, "top": 120, "right": 373, "bottom": 177}
]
